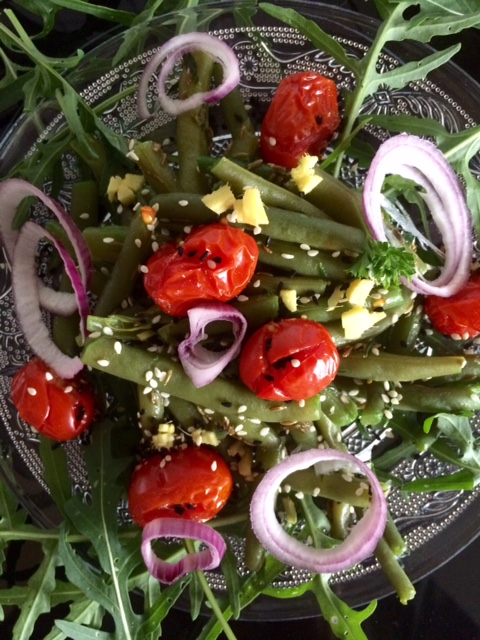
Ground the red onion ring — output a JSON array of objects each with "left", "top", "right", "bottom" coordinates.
[
  {"left": 362, "top": 134, "right": 472, "bottom": 297},
  {"left": 137, "top": 32, "right": 240, "bottom": 118},
  {"left": 141, "top": 517, "right": 226, "bottom": 584},
  {"left": 250, "top": 449, "right": 387, "bottom": 574},
  {"left": 12, "top": 222, "right": 87, "bottom": 379},
  {"left": 177, "top": 303, "right": 247, "bottom": 388},
  {"left": 0, "top": 178, "right": 92, "bottom": 288}
]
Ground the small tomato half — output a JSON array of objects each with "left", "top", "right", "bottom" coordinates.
[
  {"left": 11, "top": 357, "right": 96, "bottom": 441},
  {"left": 424, "top": 274, "right": 480, "bottom": 339},
  {"left": 260, "top": 71, "right": 341, "bottom": 168},
  {"left": 128, "top": 446, "right": 233, "bottom": 527},
  {"left": 143, "top": 223, "right": 259, "bottom": 316},
  {"left": 239, "top": 318, "right": 340, "bottom": 401}
]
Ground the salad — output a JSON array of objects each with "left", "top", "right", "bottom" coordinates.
[{"left": 2, "top": 1, "right": 480, "bottom": 639}]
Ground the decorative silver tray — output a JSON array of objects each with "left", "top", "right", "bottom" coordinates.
[{"left": 1, "top": 0, "right": 480, "bottom": 620}]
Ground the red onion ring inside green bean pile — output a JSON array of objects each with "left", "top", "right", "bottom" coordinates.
[{"left": 250, "top": 448, "right": 387, "bottom": 574}]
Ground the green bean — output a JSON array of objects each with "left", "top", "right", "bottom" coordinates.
[
  {"left": 93, "top": 210, "right": 154, "bottom": 317},
  {"left": 330, "top": 501, "right": 352, "bottom": 540},
  {"left": 81, "top": 336, "right": 322, "bottom": 423},
  {"left": 231, "top": 294, "right": 279, "bottom": 329},
  {"left": 261, "top": 206, "right": 366, "bottom": 253},
  {"left": 150, "top": 192, "right": 218, "bottom": 225},
  {"left": 374, "top": 537, "right": 415, "bottom": 605},
  {"left": 256, "top": 445, "right": 285, "bottom": 471},
  {"left": 359, "top": 382, "right": 386, "bottom": 427},
  {"left": 137, "top": 386, "right": 165, "bottom": 432},
  {"left": 325, "top": 288, "right": 417, "bottom": 347},
  {"left": 245, "top": 274, "right": 329, "bottom": 297},
  {"left": 286, "top": 469, "right": 371, "bottom": 508},
  {"left": 320, "top": 386, "right": 358, "bottom": 429},
  {"left": 51, "top": 273, "right": 80, "bottom": 357},
  {"left": 70, "top": 180, "right": 99, "bottom": 229},
  {"left": 383, "top": 513, "right": 408, "bottom": 557},
  {"left": 209, "top": 157, "right": 330, "bottom": 219},
  {"left": 214, "top": 64, "right": 258, "bottom": 162},
  {"left": 288, "top": 424, "right": 319, "bottom": 450},
  {"left": 176, "top": 51, "right": 213, "bottom": 194},
  {"left": 396, "top": 381, "right": 480, "bottom": 413},
  {"left": 87, "top": 313, "right": 160, "bottom": 342},
  {"left": 383, "top": 302, "right": 423, "bottom": 354},
  {"left": 133, "top": 140, "right": 179, "bottom": 194},
  {"left": 244, "top": 519, "right": 265, "bottom": 572},
  {"left": 299, "top": 166, "right": 367, "bottom": 230},
  {"left": 257, "top": 237, "right": 352, "bottom": 281},
  {"left": 338, "top": 352, "right": 466, "bottom": 382},
  {"left": 315, "top": 410, "right": 348, "bottom": 451},
  {"left": 82, "top": 225, "right": 128, "bottom": 262}
]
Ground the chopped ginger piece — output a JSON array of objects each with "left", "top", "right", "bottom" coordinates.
[
  {"left": 201, "top": 183, "right": 236, "bottom": 214},
  {"left": 233, "top": 187, "right": 269, "bottom": 226},
  {"left": 346, "top": 279, "right": 375, "bottom": 307},
  {"left": 279, "top": 289, "right": 298, "bottom": 312},
  {"left": 327, "top": 285, "right": 346, "bottom": 311},
  {"left": 291, "top": 154, "right": 323, "bottom": 194},
  {"left": 341, "top": 305, "right": 386, "bottom": 340},
  {"left": 107, "top": 173, "right": 145, "bottom": 206}
]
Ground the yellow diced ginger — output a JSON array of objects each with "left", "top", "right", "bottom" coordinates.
[
  {"left": 346, "top": 279, "right": 375, "bottom": 307},
  {"left": 291, "top": 154, "right": 323, "bottom": 194},
  {"left": 201, "top": 183, "right": 236, "bottom": 214}
]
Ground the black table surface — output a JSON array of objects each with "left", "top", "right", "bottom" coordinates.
[{"left": 1, "top": 1, "right": 480, "bottom": 639}]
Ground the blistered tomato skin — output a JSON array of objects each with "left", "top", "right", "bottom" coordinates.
[
  {"left": 143, "top": 223, "right": 259, "bottom": 316},
  {"left": 424, "top": 274, "right": 480, "bottom": 339},
  {"left": 239, "top": 318, "right": 340, "bottom": 401},
  {"left": 260, "top": 71, "right": 341, "bottom": 169},
  {"left": 128, "top": 446, "right": 234, "bottom": 527},
  {"left": 11, "top": 357, "right": 96, "bottom": 441}
]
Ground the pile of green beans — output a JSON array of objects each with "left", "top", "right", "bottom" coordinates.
[{"left": 52, "top": 57, "right": 480, "bottom": 610}]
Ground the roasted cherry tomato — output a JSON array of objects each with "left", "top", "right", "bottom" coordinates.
[
  {"left": 11, "top": 357, "right": 96, "bottom": 441},
  {"left": 239, "top": 318, "right": 340, "bottom": 401},
  {"left": 128, "top": 446, "right": 233, "bottom": 527},
  {"left": 144, "top": 223, "right": 259, "bottom": 316},
  {"left": 260, "top": 71, "right": 341, "bottom": 169},
  {"left": 424, "top": 274, "right": 480, "bottom": 339}
]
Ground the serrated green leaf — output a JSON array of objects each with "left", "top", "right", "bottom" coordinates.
[
  {"left": 311, "top": 573, "right": 377, "bottom": 640},
  {"left": 44, "top": 599, "right": 102, "bottom": 640},
  {"left": 259, "top": 3, "right": 359, "bottom": 75},
  {"left": 12, "top": 540, "right": 60, "bottom": 640},
  {"left": 54, "top": 620, "right": 115, "bottom": 640}
]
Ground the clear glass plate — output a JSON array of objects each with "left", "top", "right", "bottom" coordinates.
[{"left": 1, "top": 0, "right": 480, "bottom": 620}]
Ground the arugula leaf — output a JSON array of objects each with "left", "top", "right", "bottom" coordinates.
[{"left": 349, "top": 239, "right": 417, "bottom": 287}]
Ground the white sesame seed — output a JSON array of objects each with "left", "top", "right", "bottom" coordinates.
[
  {"left": 207, "top": 259, "right": 216, "bottom": 269},
  {"left": 253, "top": 279, "right": 261, "bottom": 288},
  {"left": 135, "top": 238, "right": 142, "bottom": 248},
  {"left": 143, "top": 386, "right": 152, "bottom": 395},
  {"left": 179, "top": 200, "right": 189, "bottom": 206},
  {"left": 79, "top": 212, "right": 90, "bottom": 220},
  {"left": 139, "top": 265, "right": 149, "bottom": 273},
  {"left": 89, "top": 331, "right": 101, "bottom": 339},
  {"left": 64, "top": 386, "right": 73, "bottom": 394},
  {"left": 45, "top": 372, "right": 53, "bottom": 381},
  {"left": 298, "top": 399, "right": 305, "bottom": 407},
  {"left": 253, "top": 226, "right": 262, "bottom": 235},
  {"left": 211, "top": 461, "right": 218, "bottom": 471},
  {"left": 103, "top": 237, "right": 115, "bottom": 244},
  {"left": 307, "top": 249, "right": 319, "bottom": 257},
  {"left": 27, "top": 387, "right": 37, "bottom": 396},
  {"left": 291, "top": 359, "right": 301, "bottom": 368},
  {"left": 384, "top": 409, "right": 393, "bottom": 419},
  {"left": 332, "top": 251, "right": 341, "bottom": 258},
  {"left": 295, "top": 491, "right": 304, "bottom": 500},
  {"left": 97, "top": 359, "right": 110, "bottom": 367},
  {"left": 371, "top": 347, "right": 380, "bottom": 356},
  {"left": 259, "top": 427, "right": 270, "bottom": 437},
  {"left": 114, "top": 341, "right": 123, "bottom": 354},
  {"left": 103, "top": 326, "right": 114, "bottom": 336},
  {"left": 238, "top": 405, "right": 247, "bottom": 413},
  {"left": 126, "top": 150, "right": 140, "bottom": 162},
  {"left": 312, "top": 487, "right": 321, "bottom": 497},
  {"left": 184, "top": 225, "right": 192, "bottom": 234},
  {"left": 281, "top": 253, "right": 295, "bottom": 260},
  {"left": 300, "top": 244, "right": 310, "bottom": 251},
  {"left": 268, "top": 136, "right": 276, "bottom": 146}
]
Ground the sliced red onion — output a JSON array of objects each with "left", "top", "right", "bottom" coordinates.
[
  {"left": 250, "top": 449, "right": 387, "bottom": 574},
  {"left": 362, "top": 134, "right": 472, "bottom": 297},
  {"left": 141, "top": 517, "right": 226, "bottom": 584},
  {"left": 12, "top": 221, "right": 87, "bottom": 378},
  {"left": 137, "top": 32, "right": 240, "bottom": 118},
  {"left": 178, "top": 303, "right": 247, "bottom": 388},
  {"left": 0, "top": 178, "right": 93, "bottom": 288}
]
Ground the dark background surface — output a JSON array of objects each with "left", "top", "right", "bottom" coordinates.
[{"left": 1, "top": 0, "right": 480, "bottom": 638}]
